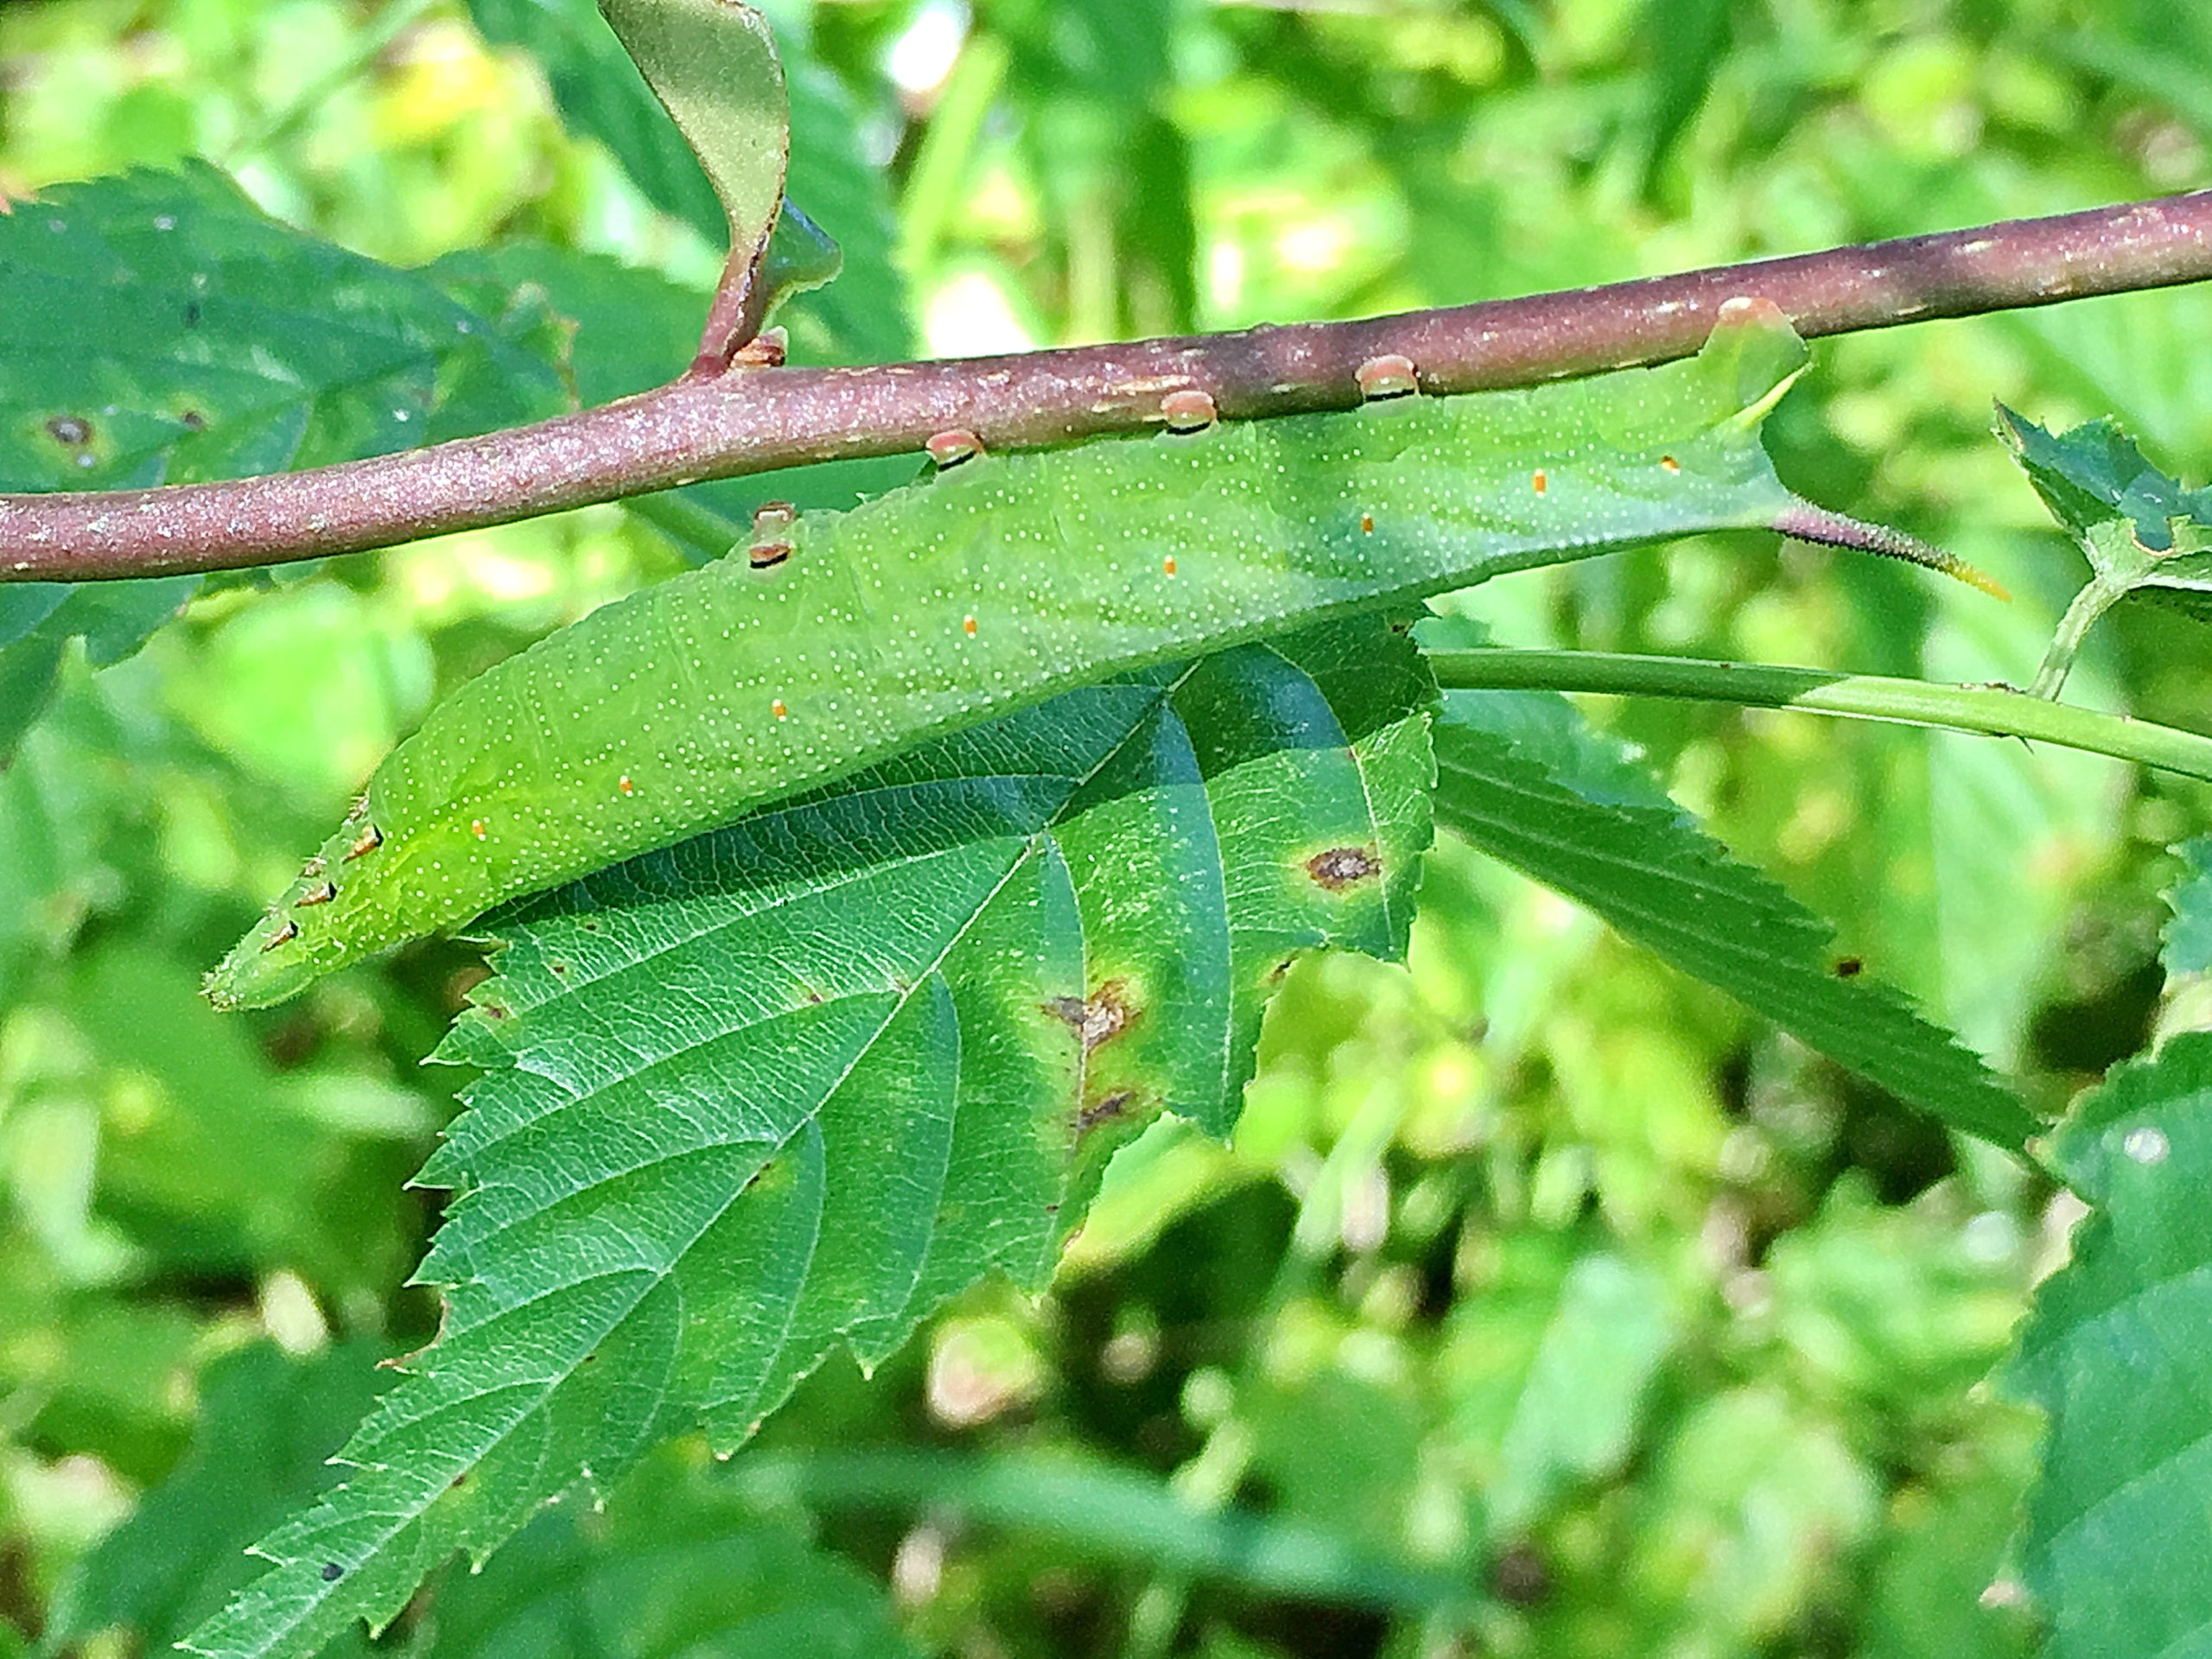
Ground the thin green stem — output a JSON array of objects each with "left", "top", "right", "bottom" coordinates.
[
  {"left": 2030, "top": 575, "right": 2130, "bottom": 698},
  {"left": 1423, "top": 648, "right": 2212, "bottom": 785}
]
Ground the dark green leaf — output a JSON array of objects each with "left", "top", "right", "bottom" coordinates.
[
  {"left": 2012, "top": 1032, "right": 2212, "bottom": 1659},
  {"left": 1994, "top": 405, "right": 2212, "bottom": 622},
  {"left": 1431, "top": 683, "right": 2034, "bottom": 1148},
  {"left": 1994, "top": 404, "right": 2212, "bottom": 551},
  {"left": 0, "top": 163, "right": 575, "bottom": 756},
  {"left": 2164, "top": 836, "right": 2212, "bottom": 978}
]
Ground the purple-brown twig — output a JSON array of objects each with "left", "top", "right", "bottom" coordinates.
[{"left": 6, "top": 190, "right": 2211, "bottom": 582}]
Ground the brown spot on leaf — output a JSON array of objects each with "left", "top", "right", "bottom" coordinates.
[
  {"left": 1305, "top": 846, "right": 1381, "bottom": 890},
  {"left": 45, "top": 415, "right": 92, "bottom": 446},
  {"left": 1833, "top": 956, "right": 1863, "bottom": 978},
  {"left": 1045, "top": 980, "right": 1139, "bottom": 1052},
  {"left": 1077, "top": 1090, "right": 1139, "bottom": 1132},
  {"left": 180, "top": 408, "right": 206, "bottom": 431}
]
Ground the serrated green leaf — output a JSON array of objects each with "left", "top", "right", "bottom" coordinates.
[
  {"left": 179, "top": 615, "right": 1432, "bottom": 1659},
  {"left": 1430, "top": 684, "right": 2034, "bottom": 1148},
  {"left": 2164, "top": 836, "right": 2212, "bottom": 978},
  {"left": 1995, "top": 406, "right": 2212, "bottom": 647},
  {"left": 44, "top": 1344, "right": 393, "bottom": 1656},
  {"left": 2012, "top": 1032, "right": 2212, "bottom": 1659},
  {"left": 0, "top": 164, "right": 574, "bottom": 757},
  {"left": 1994, "top": 404, "right": 2212, "bottom": 550}
]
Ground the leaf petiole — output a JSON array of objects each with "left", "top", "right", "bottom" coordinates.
[{"left": 1423, "top": 646, "right": 2212, "bottom": 785}]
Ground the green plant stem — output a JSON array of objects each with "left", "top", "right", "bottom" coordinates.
[
  {"left": 2030, "top": 574, "right": 2132, "bottom": 698},
  {"left": 1423, "top": 648, "right": 2212, "bottom": 785}
]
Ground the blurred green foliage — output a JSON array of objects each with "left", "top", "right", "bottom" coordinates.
[{"left": 1, "top": 0, "right": 2209, "bottom": 1655}]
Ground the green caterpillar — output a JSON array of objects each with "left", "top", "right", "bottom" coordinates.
[{"left": 205, "top": 306, "right": 1992, "bottom": 1009}]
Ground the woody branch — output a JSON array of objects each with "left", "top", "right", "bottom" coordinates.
[{"left": 6, "top": 189, "right": 2212, "bottom": 582}]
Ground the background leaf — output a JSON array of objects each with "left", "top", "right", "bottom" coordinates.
[{"left": 0, "top": 162, "right": 574, "bottom": 762}]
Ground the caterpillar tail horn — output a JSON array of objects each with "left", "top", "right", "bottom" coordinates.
[{"left": 1773, "top": 499, "right": 2010, "bottom": 601}]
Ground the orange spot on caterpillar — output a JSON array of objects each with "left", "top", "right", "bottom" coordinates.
[
  {"left": 1354, "top": 353, "right": 1418, "bottom": 399},
  {"left": 470, "top": 819, "right": 488, "bottom": 841},
  {"left": 263, "top": 919, "right": 299, "bottom": 950},
  {"left": 1532, "top": 469, "right": 1548, "bottom": 495},
  {"left": 748, "top": 539, "right": 792, "bottom": 569},
  {"left": 1160, "top": 389, "right": 1217, "bottom": 432},
  {"left": 618, "top": 775, "right": 635, "bottom": 797},
  {"left": 295, "top": 881, "right": 337, "bottom": 907},
  {"left": 1360, "top": 513, "right": 1375, "bottom": 534},
  {"left": 344, "top": 824, "right": 383, "bottom": 861},
  {"left": 1162, "top": 556, "right": 1178, "bottom": 576},
  {"left": 772, "top": 699, "right": 788, "bottom": 720},
  {"left": 963, "top": 614, "right": 978, "bottom": 637},
  {"left": 926, "top": 429, "right": 984, "bottom": 469},
  {"left": 1660, "top": 454, "right": 1681, "bottom": 474}
]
